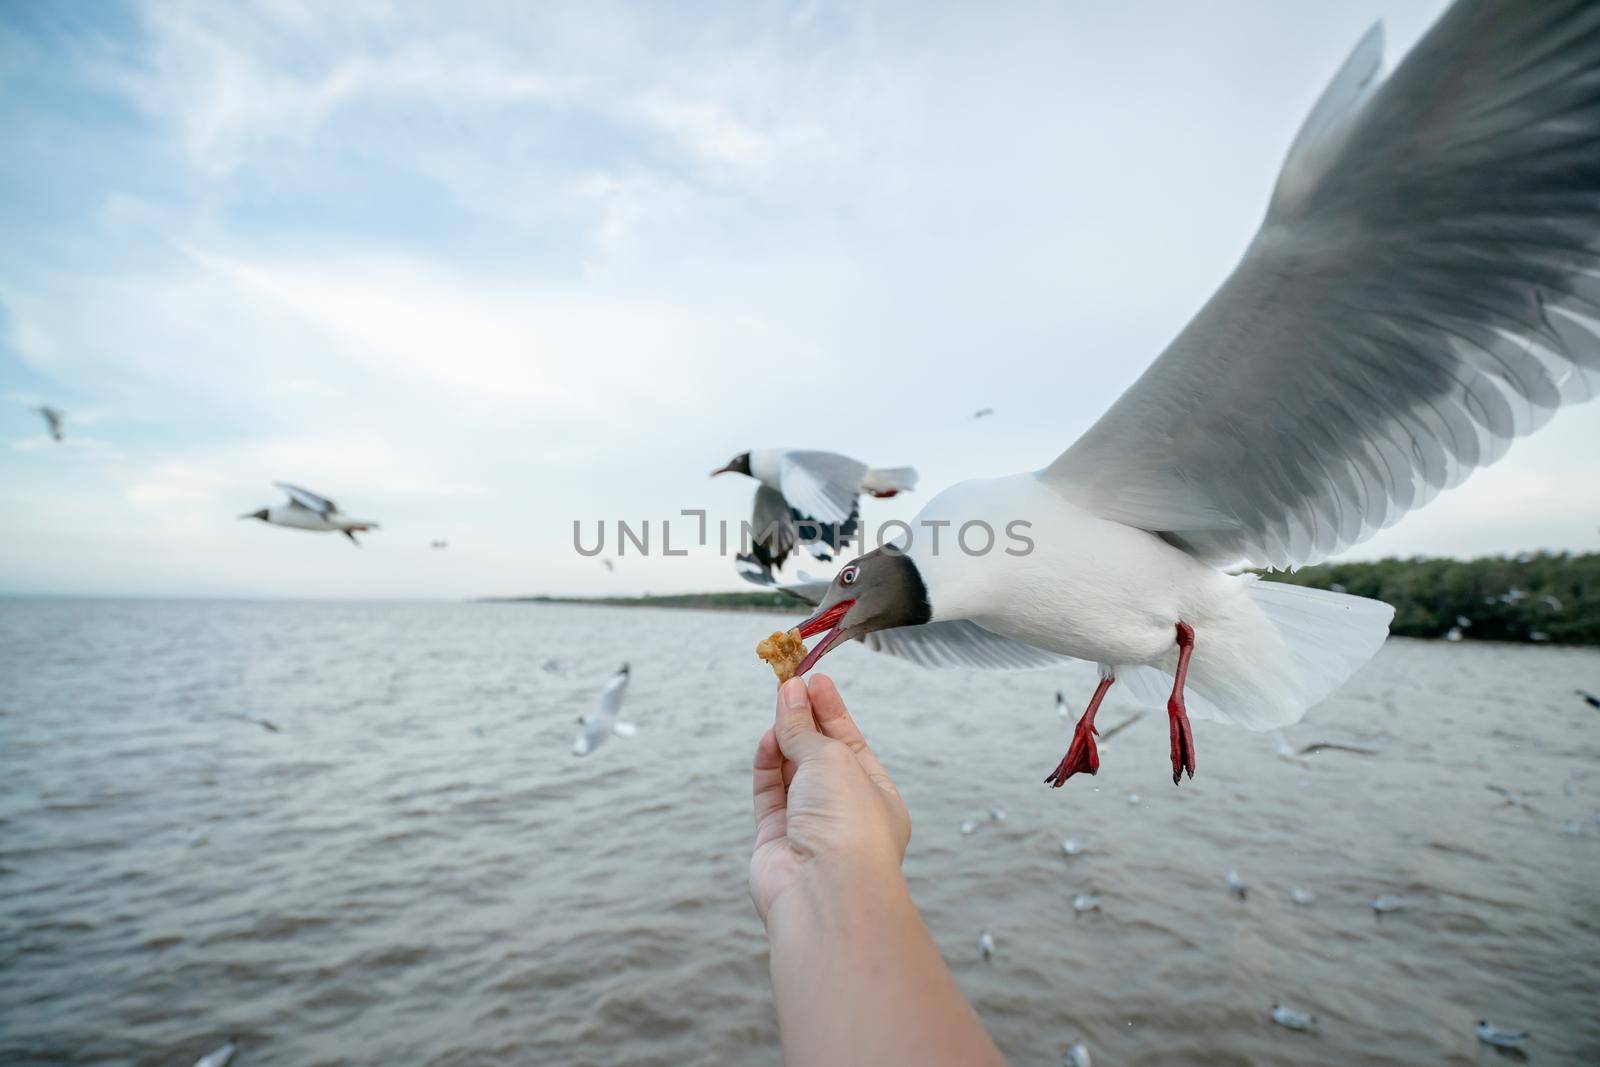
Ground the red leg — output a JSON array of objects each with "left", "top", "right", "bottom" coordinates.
[
  {"left": 1044, "top": 675, "right": 1114, "bottom": 788},
  {"left": 1168, "top": 622, "right": 1197, "bottom": 784}
]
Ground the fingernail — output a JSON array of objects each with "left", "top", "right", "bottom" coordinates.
[{"left": 781, "top": 678, "right": 809, "bottom": 711}]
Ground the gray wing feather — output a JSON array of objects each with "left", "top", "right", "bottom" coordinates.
[
  {"left": 862, "top": 620, "right": 1078, "bottom": 671},
  {"left": 1045, "top": 0, "right": 1600, "bottom": 570},
  {"left": 779, "top": 451, "right": 868, "bottom": 527},
  {"left": 750, "top": 484, "right": 798, "bottom": 568},
  {"left": 275, "top": 482, "right": 336, "bottom": 516}
]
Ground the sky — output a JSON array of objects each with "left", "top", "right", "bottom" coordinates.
[{"left": 1, "top": 0, "right": 1595, "bottom": 599}]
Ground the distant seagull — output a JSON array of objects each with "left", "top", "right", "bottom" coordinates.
[
  {"left": 192, "top": 1040, "right": 237, "bottom": 1067},
  {"left": 1072, "top": 893, "right": 1099, "bottom": 914},
  {"left": 960, "top": 816, "right": 979, "bottom": 836},
  {"left": 1299, "top": 741, "right": 1379, "bottom": 757},
  {"left": 1476, "top": 1020, "right": 1529, "bottom": 1050},
  {"left": 1270, "top": 1003, "right": 1317, "bottom": 1032},
  {"left": 1500, "top": 586, "right": 1528, "bottom": 606},
  {"left": 572, "top": 664, "right": 636, "bottom": 757},
  {"left": 241, "top": 483, "right": 379, "bottom": 546},
  {"left": 714, "top": 449, "right": 918, "bottom": 577},
  {"left": 1445, "top": 626, "right": 1464, "bottom": 642},
  {"left": 988, "top": 806, "right": 1006, "bottom": 823},
  {"left": 1056, "top": 690, "right": 1069, "bottom": 720},
  {"left": 1371, "top": 895, "right": 1405, "bottom": 915},
  {"left": 1579, "top": 690, "right": 1600, "bottom": 710},
  {"left": 977, "top": 930, "right": 995, "bottom": 960},
  {"left": 1061, "top": 838, "right": 1084, "bottom": 857},
  {"left": 971, "top": 407, "right": 995, "bottom": 420},
  {"left": 430, "top": 540, "right": 448, "bottom": 550},
  {"left": 1456, "top": 615, "right": 1472, "bottom": 628},
  {"left": 1063, "top": 1042, "right": 1091, "bottom": 1067},
  {"left": 1288, "top": 887, "right": 1316, "bottom": 906},
  {"left": 601, "top": 559, "right": 615, "bottom": 573},
  {"left": 1529, "top": 631, "right": 1549, "bottom": 642},
  {"left": 1540, "top": 594, "right": 1563, "bottom": 611},
  {"left": 1125, "top": 792, "right": 1140, "bottom": 806},
  {"left": 228, "top": 713, "right": 280, "bottom": 733},
  {"left": 1226, "top": 869, "right": 1248, "bottom": 900},
  {"left": 35, "top": 406, "right": 64, "bottom": 441}
]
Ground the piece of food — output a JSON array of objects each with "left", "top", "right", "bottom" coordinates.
[{"left": 757, "top": 629, "right": 807, "bottom": 682}]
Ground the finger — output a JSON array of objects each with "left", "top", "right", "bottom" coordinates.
[
  {"left": 773, "top": 677, "right": 831, "bottom": 763},
  {"left": 806, "top": 674, "right": 891, "bottom": 781},
  {"left": 758, "top": 729, "right": 790, "bottom": 844}
]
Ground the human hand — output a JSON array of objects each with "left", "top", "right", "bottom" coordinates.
[{"left": 749, "top": 674, "right": 910, "bottom": 924}]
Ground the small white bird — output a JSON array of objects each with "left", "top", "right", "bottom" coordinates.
[
  {"left": 572, "top": 664, "right": 637, "bottom": 757},
  {"left": 1226, "top": 870, "right": 1249, "bottom": 900},
  {"left": 1056, "top": 690, "right": 1070, "bottom": 720},
  {"left": 1072, "top": 893, "right": 1099, "bottom": 913},
  {"left": 430, "top": 540, "right": 448, "bottom": 550},
  {"left": 1061, "top": 838, "right": 1084, "bottom": 857},
  {"left": 977, "top": 930, "right": 995, "bottom": 960},
  {"left": 960, "top": 817, "right": 979, "bottom": 836},
  {"left": 1476, "top": 1020, "right": 1529, "bottom": 1049},
  {"left": 35, "top": 405, "right": 64, "bottom": 441},
  {"left": 1270, "top": 1003, "right": 1317, "bottom": 1032},
  {"left": 1063, "top": 1041, "right": 1091, "bottom": 1067},
  {"left": 1125, "top": 793, "right": 1140, "bottom": 806},
  {"left": 988, "top": 806, "right": 1006, "bottom": 823},
  {"left": 193, "top": 1040, "right": 237, "bottom": 1067},
  {"left": 241, "top": 483, "right": 379, "bottom": 546},
  {"left": 714, "top": 449, "right": 918, "bottom": 576},
  {"left": 1371, "top": 895, "right": 1405, "bottom": 914},
  {"left": 1444, "top": 626, "right": 1464, "bottom": 642},
  {"left": 770, "top": 2, "right": 1600, "bottom": 793},
  {"left": 1288, "top": 887, "right": 1316, "bottom": 906},
  {"left": 1456, "top": 615, "right": 1472, "bottom": 628}
]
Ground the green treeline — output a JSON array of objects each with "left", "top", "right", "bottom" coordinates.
[{"left": 1261, "top": 551, "right": 1600, "bottom": 645}]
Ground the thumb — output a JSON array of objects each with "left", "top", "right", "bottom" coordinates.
[{"left": 774, "top": 678, "right": 832, "bottom": 763}]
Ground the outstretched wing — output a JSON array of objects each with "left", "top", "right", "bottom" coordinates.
[
  {"left": 1045, "top": 1, "right": 1600, "bottom": 570},
  {"left": 779, "top": 451, "right": 867, "bottom": 527},
  {"left": 275, "top": 482, "right": 336, "bottom": 516},
  {"left": 861, "top": 619, "right": 1079, "bottom": 671},
  {"left": 749, "top": 484, "right": 798, "bottom": 572},
  {"left": 597, "top": 669, "right": 629, "bottom": 717}
]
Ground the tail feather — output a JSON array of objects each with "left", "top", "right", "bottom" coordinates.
[
  {"left": 1119, "top": 578, "right": 1393, "bottom": 730},
  {"left": 861, "top": 466, "right": 918, "bottom": 496}
]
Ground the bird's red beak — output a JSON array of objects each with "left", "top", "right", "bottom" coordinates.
[{"left": 793, "top": 599, "right": 854, "bottom": 677}]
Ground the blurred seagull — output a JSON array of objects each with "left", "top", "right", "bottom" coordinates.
[
  {"left": 1288, "top": 887, "right": 1317, "bottom": 906},
  {"left": 430, "top": 540, "right": 448, "bottom": 550},
  {"left": 988, "top": 806, "right": 1006, "bottom": 823},
  {"left": 977, "top": 930, "right": 995, "bottom": 960},
  {"left": 601, "top": 559, "right": 615, "bottom": 573},
  {"left": 960, "top": 816, "right": 979, "bottom": 836},
  {"left": 713, "top": 449, "right": 918, "bottom": 575},
  {"left": 1579, "top": 690, "right": 1599, "bottom": 710},
  {"left": 1098, "top": 712, "right": 1143, "bottom": 744},
  {"left": 1063, "top": 1042, "right": 1091, "bottom": 1067},
  {"left": 242, "top": 483, "right": 379, "bottom": 546},
  {"left": 1072, "top": 893, "right": 1099, "bottom": 914},
  {"left": 572, "top": 664, "right": 636, "bottom": 757},
  {"left": 35, "top": 406, "right": 64, "bottom": 441},
  {"left": 1445, "top": 626, "right": 1464, "bottom": 642},
  {"left": 1371, "top": 895, "right": 1405, "bottom": 915},
  {"left": 1056, "top": 690, "right": 1070, "bottom": 720},
  {"left": 1061, "top": 838, "right": 1084, "bottom": 857},
  {"left": 768, "top": 0, "right": 1600, "bottom": 794},
  {"left": 1270, "top": 1004, "right": 1317, "bottom": 1032},
  {"left": 192, "top": 1040, "right": 237, "bottom": 1067},
  {"left": 1226, "top": 869, "right": 1249, "bottom": 900},
  {"left": 1476, "top": 1020, "right": 1529, "bottom": 1050},
  {"left": 227, "top": 713, "right": 280, "bottom": 734},
  {"left": 972, "top": 408, "right": 995, "bottom": 420}
]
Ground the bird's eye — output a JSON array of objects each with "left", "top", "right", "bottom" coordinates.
[{"left": 840, "top": 566, "right": 859, "bottom": 586}]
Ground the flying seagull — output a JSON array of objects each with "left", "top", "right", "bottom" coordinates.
[
  {"left": 241, "top": 483, "right": 379, "bottom": 546},
  {"left": 35, "top": 406, "right": 64, "bottom": 441},
  {"left": 972, "top": 408, "right": 995, "bottom": 420},
  {"left": 714, "top": 449, "right": 918, "bottom": 580},
  {"left": 1270, "top": 1004, "right": 1317, "bottom": 1033},
  {"left": 776, "top": 0, "right": 1600, "bottom": 790},
  {"left": 1476, "top": 1020, "right": 1529, "bottom": 1050},
  {"left": 430, "top": 540, "right": 448, "bottom": 550},
  {"left": 572, "top": 663, "right": 637, "bottom": 757}
]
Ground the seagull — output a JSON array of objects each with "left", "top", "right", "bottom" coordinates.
[
  {"left": 988, "top": 806, "right": 1006, "bottom": 823},
  {"left": 777, "top": 1, "right": 1600, "bottom": 791},
  {"left": 1226, "top": 869, "right": 1248, "bottom": 900},
  {"left": 1098, "top": 712, "right": 1143, "bottom": 744},
  {"left": 35, "top": 406, "right": 64, "bottom": 441},
  {"left": 1056, "top": 690, "right": 1070, "bottom": 720},
  {"left": 572, "top": 664, "right": 637, "bottom": 757},
  {"left": 241, "top": 483, "right": 379, "bottom": 546},
  {"left": 972, "top": 408, "right": 995, "bottom": 420},
  {"left": 977, "top": 930, "right": 995, "bottom": 960},
  {"left": 1072, "top": 893, "right": 1099, "bottom": 913},
  {"left": 1540, "top": 594, "right": 1563, "bottom": 612},
  {"left": 1579, "top": 690, "right": 1600, "bottom": 710},
  {"left": 1063, "top": 1042, "right": 1091, "bottom": 1067},
  {"left": 1456, "top": 615, "right": 1472, "bottom": 628},
  {"left": 430, "top": 540, "right": 448, "bottom": 550},
  {"left": 192, "top": 1040, "right": 237, "bottom": 1067},
  {"left": 1061, "top": 838, "right": 1084, "bottom": 857},
  {"left": 1445, "top": 626, "right": 1464, "bottom": 642},
  {"left": 713, "top": 449, "right": 918, "bottom": 576},
  {"left": 1270, "top": 1003, "right": 1317, "bottom": 1032},
  {"left": 960, "top": 816, "right": 979, "bottom": 836},
  {"left": 1288, "top": 887, "right": 1316, "bottom": 906},
  {"left": 1476, "top": 1020, "right": 1529, "bottom": 1050},
  {"left": 228, "top": 713, "right": 280, "bottom": 733}
]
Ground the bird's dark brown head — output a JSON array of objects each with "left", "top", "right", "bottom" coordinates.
[
  {"left": 792, "top": 546, "right": 931, "bottom": 676},
  {"left": 711, "top": 452, "right": 752, "bottom": 478}
]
